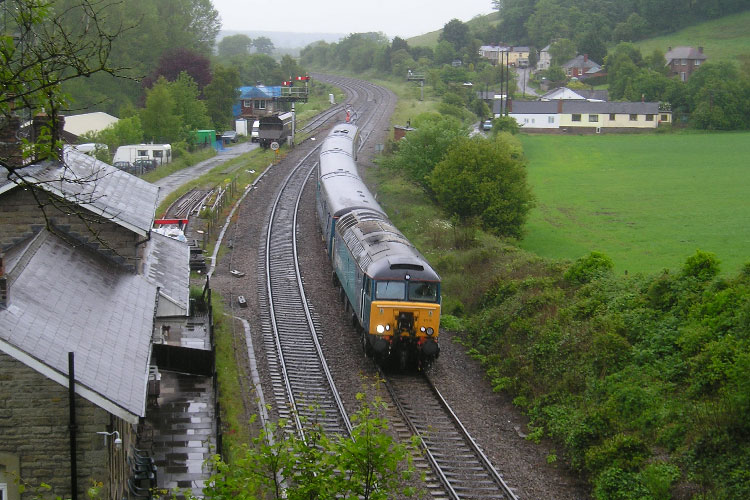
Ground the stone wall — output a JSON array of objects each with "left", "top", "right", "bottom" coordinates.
[
  {"left": 0, "top": 353, "right": 132, "bottom": 500},
  {"left": 0, "top": 188, "right": 142, "bottom": 271}
]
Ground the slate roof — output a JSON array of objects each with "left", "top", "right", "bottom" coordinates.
[
  {"left": 562, "top": 54, "right": 601, "bottom": 70},
  {"left": 562, "top": 101, "right": 660, "bottom": 114},
  {"left": 508, "top": 100, "right": 661, "bottom": 115},
  {"left": 0, "top": 148, "right": 159, "bottom": 236},
  {"left": 0, "top": 230, "right": 156, "bottom": 421},
  {"left": 142, "top": 232, "right": 191, "bottom": 314},
  {"left": 665, "top": 46, "right": 707, "bottom": 64}
]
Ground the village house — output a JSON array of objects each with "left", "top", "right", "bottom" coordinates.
[
  {"left": 502, "top": 99, "right": 671, "bottom": 132},
  {"left": 562, "top": 54, "right": 603, "bottom": 79},
  {"left": 664, "top": 46, "right": 707, "bottom": 81}
]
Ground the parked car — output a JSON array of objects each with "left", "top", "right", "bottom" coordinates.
[
  {"left": 222, "top": 130, "right": 238, "bottom": 143},
  {"left": 113, "top": 161, "right": 131, "bottom": 170},
  {"left": 483, "top": 120, "right": 493, "bottom": 131},
  {"left": 133, "top": 159, "right": 158, "bottom": 171}
]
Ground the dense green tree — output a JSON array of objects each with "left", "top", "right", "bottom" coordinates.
[
  {"left": 203, "top": 65, "right": 241, "bottom": 131},
  {"left": 170, "top": 72, "right": 211, "bottom": 133},
  {"left": 231, "top": 54, "right": 283, "bottom": 85},
  {"left": 439, "top": 19, "right": 471, "bottom": 52},
  {"left": 141, "top": 77, "right": 181, "bottom": 143},
  {"left": 434, "top": 40, "right": 458, "bottom": 66},
  {"left": 253, "top": 36, "right": 275, "bottom": 55},
  {"left": 525, "top": 0, "right": 571, "bottom": 47},
  {"left": 577, "top": 31, "right": 607, "bottom": 66},
  {"left": 391, "top": 36, "right": 410, "bottom": 53},
  {"left": 548, "top": 38, "right": 577, "bottom": 67},
  {"left": 382, "top": 114, "right": 469, "bottom": 192},
  {"left": 429, "top": 134, "right": 533, "bottom": 238},
  {"left": 688, "top": 61, "right": 750, "bottom": 130},
  {"left": 217, "top": 34, "right": 253, "bottom": 58},
  {"left": 83, "top": 116, "right": 144, "bottom": 157}
]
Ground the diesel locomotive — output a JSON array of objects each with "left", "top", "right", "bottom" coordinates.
[{"left": 316, "top": 124, "right": 441, "bottom": 369}]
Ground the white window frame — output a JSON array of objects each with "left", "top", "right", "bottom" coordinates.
[
  {"left": 255, "top": 100, "right": 266, "bottom": 110},
  {"left": 1, "top": 482, "right": 7, "bottom": 500},
  {"left": 548, "top": 116, "right": 554, "bottom": 124},
  {"left": 694, "top": 59, "right": 701, "bottom": 66},
  {"left": 589, "top": 114, "right": 599, "bottom": 123},
  {"left": 243, "top": 99, "right": 252, "bottom": 107}
]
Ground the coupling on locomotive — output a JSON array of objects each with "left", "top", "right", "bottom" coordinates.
[{"left": 316, "top": 123, "right": 442, "bottom": 369}]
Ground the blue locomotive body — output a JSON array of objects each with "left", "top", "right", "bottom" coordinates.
[{"left": 316, "top": 124, "right": 442, "bottom": 369}]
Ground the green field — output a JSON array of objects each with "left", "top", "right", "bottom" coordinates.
[
  {"left": 632, "top": 10, "right": 750, "bottom": 66},
  {"left": 519, "top": 132, "right": 750, "bottom": 275}
]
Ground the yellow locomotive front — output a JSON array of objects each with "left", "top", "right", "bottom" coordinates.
[{"left": 365, "top": 278, "right": 441, "bottom": 369}]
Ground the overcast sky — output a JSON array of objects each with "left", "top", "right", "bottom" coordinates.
[{"left": 212, "top": 0, "right": 497, "bottom": 39}]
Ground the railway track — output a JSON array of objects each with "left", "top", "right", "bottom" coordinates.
[
  {"left": 217, "top": 74, "right": 522, "bottom": 498},
  {"left": 385, "top": 371, "right": 520, "bottom": 500},
  {"left": 258, "top": 145, "right": 351, "bottom": 439}
]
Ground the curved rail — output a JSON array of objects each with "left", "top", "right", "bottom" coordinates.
[
  {"left": 263, "top": 146, "right": 352, "bottom": 440},
  {"left": 384, "top": 371, "right": 519, "bottom": 500}
]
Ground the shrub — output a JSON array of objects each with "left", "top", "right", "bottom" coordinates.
[
  {"left": 564, "top": 251, "right": 614, "bottom": 284},
  {"left": 681, "top": 249, "right": 719, "bottom": 281}
]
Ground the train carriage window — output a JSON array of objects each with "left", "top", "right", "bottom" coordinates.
[
  {"left": 409, "top": 282, "right": 438, "bottom": 302},
  {"left": 375, "top": 281, "right": 405, "bottom": 300}
]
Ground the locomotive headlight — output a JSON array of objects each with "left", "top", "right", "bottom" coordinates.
[
  {"left": 376, "top": 324, "right": 385, "bottom": 334},
  {"left": 426, "top": 327, "right": 435, "bottom": 336},
  {"left": 420, "top": 326, "right": 426, "bottom": 333}
]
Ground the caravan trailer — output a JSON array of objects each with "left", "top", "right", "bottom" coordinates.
[{"left": 112, "top": 144, "right": 172, "bottom": 166}]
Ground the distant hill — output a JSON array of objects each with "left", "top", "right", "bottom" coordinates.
[
  {"left": 631, "top": 10, "right": 750, "bottom": 66},
  {"left": 218, "top": 30, "right": 345, "bottom": 50},
  {"left": 408, "top": 11, "right": 501, "bottom": 48}
]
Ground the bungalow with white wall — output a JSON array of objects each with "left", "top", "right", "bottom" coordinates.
[{"left": 504, "top": 100, "right": 671, "bottom": 132}]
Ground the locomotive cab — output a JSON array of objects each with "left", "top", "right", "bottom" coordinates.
[{"left": 365, "top": 275, "right": 441, "bottom": 368}]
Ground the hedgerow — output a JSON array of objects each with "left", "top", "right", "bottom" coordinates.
[{"left": 456, "top": 249, "right": 750, "bottom": 498}]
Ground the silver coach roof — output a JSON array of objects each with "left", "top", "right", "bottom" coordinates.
[
  {"left": 319, "top": 172, "right": 384, "bottom": 217},
  {"left": 338, "top": 209, "right": 440, "bottom": 282}
]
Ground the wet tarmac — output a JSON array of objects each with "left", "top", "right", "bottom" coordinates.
[{"left": 140, "top": 370, "right": 216, "bottom": 499}]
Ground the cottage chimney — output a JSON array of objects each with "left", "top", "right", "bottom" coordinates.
[
  {"left": 698, "top": 46, "right": 703, "bottom": 53},
  {"left": 583, "top": 54, "right": 588, "bottom": 62},
  {"left": 0, "top": 115, "right": 25, "bottom": 167},
  {"left": 0, "top": 254, "right": 7, "bottom": 309},
  {"left": 557, "top": 100, "right": 563, "bottom": 114}
]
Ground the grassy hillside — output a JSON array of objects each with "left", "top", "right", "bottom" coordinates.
[
  {"left": 519, "top": 131, "right": 750, "bottom": 276},
  {"left": 632, "top": 10, "right": 750, "bottom": 66},
  {"left": 407, "top": 11, "right": 501, "bottom": 48}
]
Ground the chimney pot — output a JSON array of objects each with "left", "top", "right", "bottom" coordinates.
[
  {"left": 584, "top": 53, "right": 588, "bottom": 62},
  {"left": 698, "top": 46, "right": 703, "bottom": 53}
]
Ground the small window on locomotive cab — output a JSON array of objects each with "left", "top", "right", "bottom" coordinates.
[
  {"left": 376, "top": 281, "right": 405, "bottom": 300},
  {"left": 409, "top": 282, "right": 437, "bottom": 302}
]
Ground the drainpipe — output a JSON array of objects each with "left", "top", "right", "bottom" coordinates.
[{"left": 68, "top": 352, "right": 78, "bottom": 500}]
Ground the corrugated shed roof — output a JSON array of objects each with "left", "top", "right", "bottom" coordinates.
[
  {"left": 0, "top": 230, "right": 155, "bottom": 420},
  {"left": 0, "top": 148, "right": 159, "bottom": 236}
]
